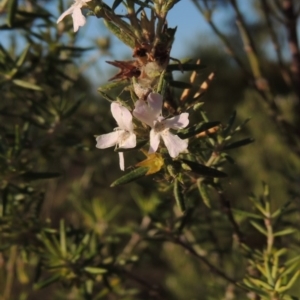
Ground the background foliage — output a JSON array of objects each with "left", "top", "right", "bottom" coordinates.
[{"left": 1, "top": 0, "right": 300, "bottom": 299}]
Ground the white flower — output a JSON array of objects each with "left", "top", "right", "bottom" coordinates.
[
  {"left": 57, "top": 0, "right": 91, "bottom": 32},
  {"left": 96, "top": 102, "right": 136, "bottom": 171},
  {"left": 133, "top": 93, "right": 189, "bottom": 158}
]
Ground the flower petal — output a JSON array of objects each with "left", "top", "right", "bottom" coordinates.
[
  {"left": 163, "top": 112, "right": 189, "bottom": 129},
  {"left": 161, "top": 131, "right": 188, "bottom": 158},
  {"left": 133, "top": 100, "right": 155, "bottom": 127},
  {"left": 118, "top": 152, "right": 125, "bottom": 171},
  {"left": 95, "top": 131, "right": 119, "bottom": 149},
  {"left": 57, "top": 5, "right": 75, "bottom": 24},
  {"left": 72, "top": 6, "right": 86, "bottom": 32},
  {"left": 149, "top": 129, "right": 161, "bottom": 153},
  {"left": 111, "top": 102, "right": 133, "bottom": 132},
  {"left": 133, "top": 93, "right": 163, "bottom": 127},
  {"left": 147, "top": 93, "right": 163, "bottom": 119},
  {"left": 119, "top": 132, "right": 136, "bottom": 148}
]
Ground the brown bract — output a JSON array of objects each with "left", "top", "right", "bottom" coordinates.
[
  {"left": 106, "top": 22, "right": 175, "bottom": 82},
  {"left": 106, "top": 60, "right": 141, "bottom": 81}
]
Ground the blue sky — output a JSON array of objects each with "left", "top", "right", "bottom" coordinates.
[
  {"left": 1, "top": 0, "right": 290, "bottom": 86},
  {"left": 72, "top": 0, "right": 241, "bottom": 85},
  {"left": 0, "top": 0, "right": 253, "bottom": 83}
]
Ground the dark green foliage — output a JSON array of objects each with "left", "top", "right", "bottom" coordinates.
[{"left": 1, "top": 0, "right": 300, "bottom": 300}]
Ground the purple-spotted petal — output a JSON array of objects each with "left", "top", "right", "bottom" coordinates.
[{"left": 161, "top": 131, "right": 188, "bottom": 158}]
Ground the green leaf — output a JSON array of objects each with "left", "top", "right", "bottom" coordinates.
[
  {"left": 112, "top": 0, "right": 123, "bottom": 10},
  {"left": 7, "top": 0, "right": 18, "bottom": 27},
  {"left": 193, "top": 102, "right": 205, "bottom": 111},
  {"left": 223, "top": 110, "right": 236, "bottom": 136},
  {"left": 286, "top": 254, "right": 300, "bottom": 266},
  {"left": 167, "top": 63, "right": 206, "bottom": 72},
  {"left": 0, "top": 44, "right": 14, "bottom": 67},
  {"left": 271, "top": 201, "right": 292, "bottom": 218},
  {"left": 181, "top": 159, "right": 227, "bottom": 178},
  {"left": 15, "top": 9, "right": 51, "bottom": 19},
  {"left": 73, "top": 234, "right": 91, "bottom": 257},
  {"left": 38, "top": 232, "right": 60, "bottom": 256},
  {"left": 277, "top": 270, "right": 300, "bottom": 293},
  {"left": 174, "top": 178, "right": 185, "bottom": 212},
  {"left": 0, "top": 19, "right": 31, "bottom": 30},
  {"left": 232, "top": 209, "right": 264, "bottom": 219},
  {"left": 177, "top": 121, "right": 220, "bottom": 139},
  {"left": 221, "top": 153, "right": 235, "bottom": 164},
  {"left": 223, "top": 138, "right": 254, "bottom": 150},
  {"left": 197, "top": 180, "right": 211, "bottom": 208},
  {"left": 62, "top": 98, "right": 83, "bottom": 119},
  {"left": 34, "top": 274, "right": 61, "bottom": 290},
  {"left": 156, "top": 71, "right": 167, "bottom": 95},
  {"left": 250, "top": 220, "right": 268, "bottom": 236},
  {"left": 279, "top": 261, "right": 300, "bottom": 278},
  {"left": 273, "top": 228, "right": 297, "bottom": 237},
  {"left": 240, "top": 280, "right": 269, "bottom": 297},
  {"left": 98, "top": 79, "right": 129, "bottom": 93},
  {"left": 12, "top": 79, "right": 43, "bottom": 91},
  {"left": 15, "top": 44, "right": 30, "bottom": 68},
  {"left": 135, "top": 0, "right": 153, "bottom": 13},
  {"left": 98, "top": 90, "right": 116, "bottom": 101},
  {"left": 59, "top": 220, "right": 66, "bottom": 258},
  {"left": 57, "top": 46, "right": 95, "bottom": 52},
  {"left": 169, "top": 80, "right": 192, "bottom": 89},
  {"left": 234, "top": 117, "right": 251, "bottom": 133},
  {"left": 103, "top": 20, "right": 135, "bottom": 48},
  {"left": 248, "top": 277, "right": 273, "bottom": 290},
  {"left": 84, "top": 267, "right": 108, "bottom": 274},
  {"left": 21, "top": 172, "right": 61, "bottom": 181},
  {"left": 110, "top": 167, "right": 148, "bottom": 187}
]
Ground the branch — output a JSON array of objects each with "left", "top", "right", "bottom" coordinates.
[
  {"left": 115, "top": 268, "right": 169, "bottom": 300},
  {"left": 282, "top": 0, "right": 300, "bottom": 105},
  {"left": 261, "top": 0, "right": 293, "bottom": 87},
  {"left": 190, "top": 0, "right": 251, "bottom": 79},
  {"left": 171, "top": 235, "right": 241, "bottom": 288},
  {"left": 2, "top": 246, "right": 17, "bottom": 300},
  {"left": 217, "top": 189, "right": 245, "bottom": 245}
]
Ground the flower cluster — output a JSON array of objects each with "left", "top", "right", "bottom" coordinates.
[
  {"left": 57, "top": 1, "right": 190, "bottom": 172},
  {"left": 96, "top": 93, "right": 189, "bottom": 171}
]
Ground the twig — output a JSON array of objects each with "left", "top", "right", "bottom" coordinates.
[
  {"left": 172, "top": 235, "right": 242, "bottom": 288},
  {"left": 2, "top": 246, "right": 17, "bottom": 300},
  {"left": 122, "top": 215, "right": 151, "bottom": 255},
  {"left": 115, "top": 268, "right": 168, "bottom": 300},
  {"left": 261, "top": 0, "right": 293, "bottom": 87},
  {"left": 217, "top": 188, "right": 245, "bottom": 245},
  {"left": 281, "top": 0, "right": 300, "bottom": 106},
  {"left": 229, "top": 0, "right": 267, "bottom": 92},
  {"left": 190, "top": 0, "right": 251, "bottom": 79},
  {"left": 225, "top": 0, "right": 300, "bottom": 155}
]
